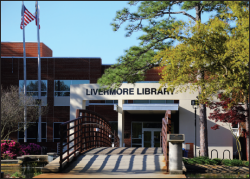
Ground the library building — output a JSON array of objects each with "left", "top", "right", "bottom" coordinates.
[{"left": 1, "top": 42, "right": 247, "bottom": 160}]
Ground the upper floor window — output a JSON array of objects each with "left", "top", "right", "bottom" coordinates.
[
  {"left": 133, "top": 100, "right": 174, "bottom": 104},
  {"left": 54, "top": 80, "right": 90, "bottom": 96},
  {"left": 19, "top": 80, "right": 47, "bottom": 96}
]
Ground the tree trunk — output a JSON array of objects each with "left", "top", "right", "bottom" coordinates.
[
  {"left": 198, "top": 87, "right": 208, "bottom": 157},
  {"left": 196, "top": 3, "right": 209, "bottom": 157},
  {"left": 244, "top": 100, "right": 249, "bottom": 161}
]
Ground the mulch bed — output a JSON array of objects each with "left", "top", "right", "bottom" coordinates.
[{"left": 184, "top": 163, "right": 249, "bottom": 174}]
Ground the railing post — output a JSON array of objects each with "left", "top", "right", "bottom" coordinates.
[
  {"left": 80, "top": 116, "right": 83, "bottom": 153},
  {"left": 67, "top": 123, "right": 69, "bottom": 163},
  {"left": 74, "top": 120, "right": 76, "bottom": 158},
  {"left": 87, "top": 113, "right": 90, "bottom": 149},
  {"left": 59, "top": 123, "right": 63, "bottom": 171},
  {"left": 114, "top": 130, "right": 116, "bottom": 147}
]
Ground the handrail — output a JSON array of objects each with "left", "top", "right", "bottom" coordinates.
[
  {"left": 162, "top": 110, "right": 171, "bottom": 172},
  {"left": 59, "top": 109, "right": 120, "bottom": 171}
]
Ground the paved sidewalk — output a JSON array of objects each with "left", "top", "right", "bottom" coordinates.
[{"left": 35, "top": 147, "right": 186, "bottom": 178}]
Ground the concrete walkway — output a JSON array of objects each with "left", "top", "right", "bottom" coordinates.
[{"left": 35, "top": 147, "right": 186, "bottom": 178}]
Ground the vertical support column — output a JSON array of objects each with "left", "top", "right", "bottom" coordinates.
[
  {"left": 82, "top": 100, "right": 86, "bottom": 110},
  {"left": 118, "top": 100, "right": 124, "bottom": 147}
]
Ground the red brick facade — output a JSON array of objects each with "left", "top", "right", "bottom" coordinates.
[
  {"left": 1, "top": 42, "right": 52, "bottom": 57},
  {"left": 1, "top": 42, "right": 167, "bottom": 152}
]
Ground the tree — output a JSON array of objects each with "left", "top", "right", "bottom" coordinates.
[
  {"left": 1, "top": 85, "right": 48, "bottom": 140},
  {"left": 98, "top": 1, "right": 229, "bottom": 157},
  {"left": 155, "top": 1, "right": 248, "bottom": 158},
  {"left": 207, "top": 93, "right": 248, "bottom": 160}
]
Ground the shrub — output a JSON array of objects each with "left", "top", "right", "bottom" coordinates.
[
  {"left": 211, "top": 158, "right": 222, "bottom": 165},
  {"left": 1, "top": 140, "right": 23, "bottom": 159},
  {"left": 21, "top": 143, "right": 41, "bottom": 155},
  {"left": 222, "top": 159, "right": 231, "bottom": 166},
  {"left": 182, "top": 158, "right": 188, "bottom": 163},
  {"left": 11, "top": 172, "right": 25, "bottom": 178},
  {"left": 243, "top": 161, "right": 249, "bottom": 167},
  {"left": 230, "top": 159, "right": 243, "bottom": 166}
]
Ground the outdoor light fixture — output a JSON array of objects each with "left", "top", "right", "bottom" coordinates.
[
  {"left": 109, "top": 134, "right": 112, "bottom": 138},
  {"left": 191, "top": 99, "right": 199, "bottom": 157},
  {"left": 95, "top": 128, "right": 99, "bottom": 132}
]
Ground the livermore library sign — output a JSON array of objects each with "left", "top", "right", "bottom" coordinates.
[
  {"left": 86, "top": 87, "right": 174, "bottom": 96},
  {"left": 70, "top": 83, "right": 197, "bottom": 101}
]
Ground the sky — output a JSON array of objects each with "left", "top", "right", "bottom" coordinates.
[{"left": 1, "top": 1, "right": 218, "bottom": 64}]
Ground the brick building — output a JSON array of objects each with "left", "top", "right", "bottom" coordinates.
[{"left": 1, "top": 42, "right": 240, "bottom": 160}]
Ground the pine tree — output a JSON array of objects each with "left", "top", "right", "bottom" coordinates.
[{"left": 98, "top": 1, "right": 248, "bottom": 157}]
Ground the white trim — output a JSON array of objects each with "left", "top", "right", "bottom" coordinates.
[{"left": 123, "top": 103, "right": 179, "bottom": 111}]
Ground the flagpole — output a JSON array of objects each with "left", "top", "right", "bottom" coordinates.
[
  {"left": 36, "top": 1, "right": 42, "bottom": 142},
  {"left": 22, "top": 1, "right": 27, "bottom": 143}
]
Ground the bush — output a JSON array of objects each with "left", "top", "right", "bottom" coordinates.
[
  {"left": 221, "top": 159, "right": 231, "bottom": 166},
  {"left": 243, "top": 161, "right": 249, "bottom": 167},
  {"left": 221, "top": 159, "right": 243, "bottom": 166},
  {"left": 21, "top": 143, "right": 41, "bottom": 155},
  {"left": 184, "top": 157, "right": 223, "bottom": 165},
  {"left": 1, "top": 140, "right": 23, "bottom": 159},
  {"left": 211, "top": 158, "right": 222, "bottom": 165},
  {"left": 230, "top": 159, "right": 243, "bottom": 166}
]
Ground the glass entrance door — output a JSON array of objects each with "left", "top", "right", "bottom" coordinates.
[{"left": 142, "top": 129, "right": 161, "bottom": 147}]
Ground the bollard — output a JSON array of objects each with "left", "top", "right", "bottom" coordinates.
[
  {"left": 167, "top": 134, "right": 185, "bottom": 174},
  {"left": 47, "top": 152, "right": 57, "bottom": 162}
]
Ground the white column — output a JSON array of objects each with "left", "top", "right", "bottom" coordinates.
[
  {"left": 118, "top": 100, "right": 124, "bottom": 147},
  {"left": 82, "top": 100, "right": 86, "bottom": 110}
]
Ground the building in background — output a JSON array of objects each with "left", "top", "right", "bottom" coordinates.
[{"left": 2, "top": 42, "right": 243, "bottom": 160}]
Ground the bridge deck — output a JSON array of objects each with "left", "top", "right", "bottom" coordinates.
[{"left": 35, "top": 147, "right": 186, "bottom": 178}]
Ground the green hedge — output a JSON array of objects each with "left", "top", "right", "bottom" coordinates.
[{"left": 183, "top": 157, "right": 248, "bottom": 166}]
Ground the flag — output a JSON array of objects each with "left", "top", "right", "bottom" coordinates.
[
  {"left": 35, "top": 1, "right": 40, "bottom": 29},
  {"left": 20, "top": 5, "right": 35, "bottom": 29}
]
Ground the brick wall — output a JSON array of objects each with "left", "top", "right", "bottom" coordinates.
[
  {"left": 144, "top": 66, "right": 163, "bottom": 81},
  {"left": 1, "top": 42, "right": 52, "bottom": 57},
  {"left": 1, "top": 56, "right": 102, "bottom": 150},
  {"left": 1, "top": 42, "right": 165, "bottom": 151}
]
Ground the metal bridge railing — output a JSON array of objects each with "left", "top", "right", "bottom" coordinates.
[
  {"left": 161, "top": 110, "right": 171, "bottom": 172},
  {"left": 59, "top": 109, "right": 119, "bottom": 171}
]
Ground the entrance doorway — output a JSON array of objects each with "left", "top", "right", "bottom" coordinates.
[{"left": 142, "top": 129, "right": 161, "bottom": 147}]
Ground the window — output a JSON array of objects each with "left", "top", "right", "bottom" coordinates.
[
  {"left": 19, "top": 80, "right": 47, "bottom": 96},
  {"left": 53, "top": 122, "right": 67, "bottom": 143},
  {"left": 54, "top": 80, "right": 90, "bottom": 96},
  {"left": 105, "top": 100, "right": 118, "bottom": 104},
  {"left": 133, "top": 100, "right": 174, "bottom": 104},
  {"left": 18, "top": 122, "right": 47, "bottom": 142},
  {"left": 105, "top": 100, "right": 128, "bottom": 104},
  {"left": 131, "top": 122, "right": 142, "bottom": 147},
  {"left": 109, "top": 121, "right": 118, "bottom": 143}
]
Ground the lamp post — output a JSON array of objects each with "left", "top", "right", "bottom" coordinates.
[{"left": 191, "top": 99, "right": 199, "bottom": 157}]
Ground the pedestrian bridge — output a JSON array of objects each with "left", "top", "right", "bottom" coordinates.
[{"left": 38, "top": 110, "right": 186, "bottom": 178}]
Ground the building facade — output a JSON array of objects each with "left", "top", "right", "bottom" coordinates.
[{"left": 1, "top": 42, "right": 237, "bottom": 159}]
